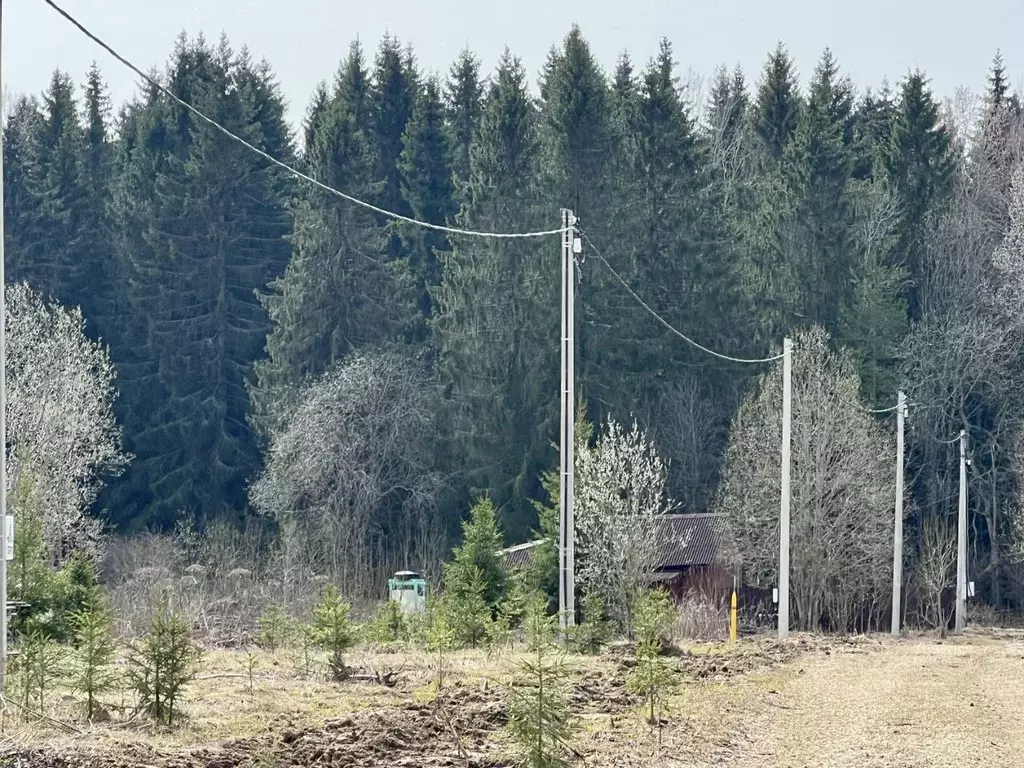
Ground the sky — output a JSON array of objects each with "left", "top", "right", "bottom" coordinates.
[{"left": 6, "top": 0, "right": 1024, "bottom": 132}]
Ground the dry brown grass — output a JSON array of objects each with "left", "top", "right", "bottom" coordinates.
[{"left": 3, "top": 630, "right": 1024, "bottom": 766}]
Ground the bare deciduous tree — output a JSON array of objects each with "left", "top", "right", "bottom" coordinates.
[
  {"left": 917, "top": 515, "right": 957, "bottom": 635},
  {"left": 250, "top": 350, "right": 443, "bottom": 598},
  {"left": 575, "top": 416, "right": 673, "bottom": 630},
  {"left": 718, "top": 326, "right": 896, "bottom": 632},
  {"left": 6, "top": 283, "right": 126, "bottom": 559}
]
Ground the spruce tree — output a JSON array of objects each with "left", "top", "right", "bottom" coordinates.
[
  {"left": 851, "top": 84, "right": 897, "bottom": 181},
  {"left": 883, "top": 71, "right": 955, "bottom": 319},
  {"left": 507, "top": 596, "right": 577, "bottom": 768},
  {"left": 77, "top": 64, "right": 118, "bottom": 325},
  {"left": 252, "top": 51, "right": 401, "bottom": 436},
  {"left": 13, "top": 70, "right": 88, "bottom": 308},
  {"left": 754, "top": 43, "right": 801, "bottom": 160},
  {"left": 444, "top": 496, "right": 508, "bottom": 611},
  {"left": 444, "top": 47, "right": 484, "bottom": 195},
  {"left": 539, "top": 25, "right": 612, "bottom": 219},
  {"left": 399, "top": 75, "right": 456, "bottom": 322},
  {"left": 432, "top": 50, "right": 554, "bottom": 539},
  {"left": 371, "top": 33, "right": 417, "bottom": 218},
  {"left": 301, "top": 81, "right": 330, "bottom": 161},
  {"left": 784, "top": 49, "right": 857, "bottom": 329},
  {"left": 113, "top": 36, "right": 294, "bottom": 527}
]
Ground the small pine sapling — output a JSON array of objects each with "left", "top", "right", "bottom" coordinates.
[
  {"left": 443, "top": 563, "right": 493, "bottom": 649},
  {"left": 574, "top": 592, "right": 614, "bottom": 655},
  {"left": 127, "top": 605, "right": 202, "bottom": 726},
  {"left": 71, "top": 600, "right": 120, "bottom": 720},
  {"left": 257, "top": 603, "right": 296, "bottom": 652},
  {"left": 370, "top": 598, "right": 408, "bottom": 646},
  {"left": 506, "top": 596, "right": 578, "bottom": 768},
  {"left": 426, "top": 597, "right": 457, "bottom": 693},
  {"left": 626, "top": 589, "right": 678, "bottom": 728},
  {"left": 244, "top": 649, "right": 259, "bottom": 696},
  {"left": 292, "top": 623, "right": 319, "bottom": 680},
  {"left": 311, "top": 585, "right": 355, "bottom": 681},
  {"left": 12, "top": 627, "right": 66, "bottom": 714}
]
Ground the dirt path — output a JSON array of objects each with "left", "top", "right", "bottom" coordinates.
[{"left": 730, "top": 633, "right": 1024, "bottom": 768}]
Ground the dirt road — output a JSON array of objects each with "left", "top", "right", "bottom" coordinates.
[{"left": 721, "top": 632, "right": 1024, "bottom": 768}]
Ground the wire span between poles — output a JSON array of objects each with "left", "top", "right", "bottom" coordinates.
[
  {"left": 40, "top": 0, "right": 566, "bottom": 241},
  {"left": 581, "top": 232, "right": 785, "bottom": 365}
]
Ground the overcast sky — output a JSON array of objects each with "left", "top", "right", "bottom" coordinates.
[{"left": 7, "top": 0, "right": 1023, "bottom": 131}]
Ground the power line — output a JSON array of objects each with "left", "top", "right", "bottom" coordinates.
[
  {"left": 838, "top": 397, "right": 903, "bottom": 414},
  {"left": 580, "top": 232, "right": 785, "bottom": 365},
  {"left": 40, "top": 0, "right": 566, "bottom": 241}
]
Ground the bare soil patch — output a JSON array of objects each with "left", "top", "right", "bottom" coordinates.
[{"left": 5, "top": 631, "right": 1021, "bottom": 767}]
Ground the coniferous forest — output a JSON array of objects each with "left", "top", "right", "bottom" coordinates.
[{"left": 7, "top": 26, "right": 1024, "bottom": 611}]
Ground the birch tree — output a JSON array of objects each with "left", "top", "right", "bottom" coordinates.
[
  {"left": 575, "top": 416, "right": 673, "bottom": 629},
  {"left": 6, "top": 283, "right": 126, "bottom": 559},
  {"left": 717, "top": 326, "right": 895, "bottom": 632}
]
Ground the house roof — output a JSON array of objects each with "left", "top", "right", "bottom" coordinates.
[
  {"left": 499, "top": 538, "right": 548, "bottom": 570},
  {"left": 652, "top": 513, "right": 732, "bottom": 569},
  {"left": 498, "top": 513, "right": 734, "bottom": 572}
]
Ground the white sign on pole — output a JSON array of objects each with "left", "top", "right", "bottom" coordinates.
[{"left": 5, "top": 516, "right": 12, "bottom": 561}]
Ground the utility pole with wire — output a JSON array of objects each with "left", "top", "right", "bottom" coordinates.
[
  {"left": 891, "top": 390, "right": 906, "bottom": 637},
  {"left": 558, "top": 209, "right": 578, "bottom": 636},
  {"left": 778, "top": 337, "right": 792, "bottom": 639},
  {"left": 0, "top": 0, "right": 9, "bottom": 692},
  {"left": 956, "top": 428, "right": 968, "bottom": 632}
]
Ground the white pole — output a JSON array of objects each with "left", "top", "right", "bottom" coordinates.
[
  {"left": 955, "top": 428, "right": 968, "bottom": 632},
  {"left": 558, "top": 209, "right": 576, "bottom": 634},
  {"left": 778, "top": 337, "right": 792, "bottom": 639},
  {"left": 565, "top": 210, "right": 575, "bottom": 629},
  {"left": 891, "top": 390, "right": 906, "bottom": 637},
  {"left": 0, "top": 0, "right": 8, "bottom": 692}
]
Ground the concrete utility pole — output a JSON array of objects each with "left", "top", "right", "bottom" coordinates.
[
  {"left": 0, "top": 0, "right": 9, "bottom": 693},
  {"left": 891, "top": 390, "right": 906, "bottom": 637},
  {"left": 956, "top": 428, "right": 968, "bottom": 633},
  {"left": 558, "top": 209, "right": 577, "bottom": 635},
  {"left": 0, "top": 0, "right": 8, "bottom": 692},
  {"left": 778, "top": 337, "right": 792, "bottom": 639}
]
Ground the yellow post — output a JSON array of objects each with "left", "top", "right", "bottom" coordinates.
[{"left": 730, "top": 589, "right": 738, "bottom": 642}]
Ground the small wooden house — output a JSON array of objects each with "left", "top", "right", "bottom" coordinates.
[
  {"left": 646, "top": 513, "right": 737, "bottom": 602},
  {"left": 498, "top": 513, "right": 738, "bottom": 602}
]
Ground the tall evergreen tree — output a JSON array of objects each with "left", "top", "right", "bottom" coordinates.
[
  {"left": 754, "top": 43, "right": 801, "bottom": 160},
  {"left": 109, "top": 36, "right": 293, "bottom": 528},
  {"left": 884, "top": 71, "right": 955, "bottom": 319},
  {"left": 371, "top": 34, "right": 417, "bottom": 217},
  {"left": 851, "top": 83, "right": 896, "bottom": 181},
  {"left": 3, "top": 96, "right": 44, "bottom": 282},
  {"left": 784, "top": 49, "right": 857, "bottom": 329},
  {"left": 252, "top": 43, "right": 405, "bottom": 437},
  {"left": 988, "top": 50, "right": 1009, "bottom": 112},
  {"left": 399, "top": 76, "right": 456, "bottom": 323},
  {"left": 301, "top": 81, "right": 329, "bottom": 161},
  {"left": 13, "top": 71, "right": 87, "bottom": 306},
  {"left": 75, "top": 64, "right": 119, "bottom": 338},
  {"left": 539, "top": 25, "right": 612, "bottom": 220},
  {"left": 444, "top": 47, "right": 484, "bottom": 196},
  {"left": 433, "top": 50, "right": 552, "bottom": 539}
]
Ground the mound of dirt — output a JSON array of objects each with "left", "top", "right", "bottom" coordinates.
[{"left": 2, "top": 685, "right": 510, "bottom": 768}]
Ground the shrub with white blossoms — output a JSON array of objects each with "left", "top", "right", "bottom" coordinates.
[
  {"left": 575, "top": 416, "right": 673, "bottom": 630},
  {"left": 6, "top": 283, "right": 127, "bottom": 559}
]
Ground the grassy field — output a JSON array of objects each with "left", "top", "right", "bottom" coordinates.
[{"left": 2, "top": 629, "right": 1022, "bottom": 767}]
